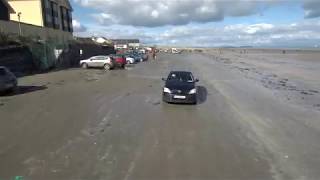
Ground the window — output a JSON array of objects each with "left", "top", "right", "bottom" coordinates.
[
  {"left": 46, "top": 14, "right": 52, "bottom": 22},
  {"left": 63, "top": 8, "right": 67, "bottom": 20},
  {"left": 60, "top": 7, "right": 69, "bottom": 31},
  {"left": 43, "top": 0, "right": 53, "bottom": 27},
  {"left": 93, "top": 56, "right": 106, "bottom": 60},
  {"left": 50, "top": 2, "right": 59, "bottom": 29},
  {"left": 91, "top": 57, "right": 97, "bottom": 60},
  {"left": 60, "top": 6, "right": 63, "bottom": 29},
  {"left": 44, "top": 0, "right": 50, "bottom": 8},
  {"left": 54, "top": 16, "right": 59, "bottom": 28},
  {"left": 60, "top": 6, "right": 65, "bottom": 30},
  {"left": 66, "top": 10, "right": 73, "bottom": 32}
]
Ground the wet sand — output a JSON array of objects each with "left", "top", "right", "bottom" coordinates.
[{"left": 202, "top": 48, "right": 320, "bottom": 111}]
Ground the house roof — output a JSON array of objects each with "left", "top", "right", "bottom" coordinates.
[
  {"left": 1, "top": 0, "right": 15, "bottom": 13},
  {"left": 7, "top": 0, "right": 72, "bottom": 11}
]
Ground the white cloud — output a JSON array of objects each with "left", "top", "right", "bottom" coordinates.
[
  {"left": 73, "top": 0, "right": 273, "bottom": 27},
  {"left": 224, "top": 23, "right": 274, "bottom": 34},
  {"left": 244, "top": 24, "right": 274, "bottom": 34},
  {"left": 151, "top": 10, "right": 159, "bottom": 18},
  {"left": 156, "top": 19, "right": 320, "bottom": 47},
  {"left": 74, "top": 19, "right": 320, "bottom": 47},
  {"left": 72, "top": 0, "right": 320, "bottom": 47},
  {"left": 72, "top": 20, "right": 87, "bottom": 32}
]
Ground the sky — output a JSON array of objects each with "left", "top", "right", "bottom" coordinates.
[{"left": 71, "top": 0, "right": 320, "bottom": 48}]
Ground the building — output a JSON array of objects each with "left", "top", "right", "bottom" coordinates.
[
  {"left": 0, "top": 0, "right": 14, "bottom": 21},
  {"left": 92, "top": 36, "right": 113, "bottom": 46},
  {"left": 114, "top": 44, "right": 128, "bottom": 50},
  {"left": 7, "top": 0, "right": 73, "bottom": 32},
  {"left": 0, "top": 0, "right": 73, "bottom": 44},
  {"left": 111, "top": 39, "right": 140, "bottom": 49}
]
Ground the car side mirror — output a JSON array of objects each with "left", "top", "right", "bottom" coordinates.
[
  {"left": 195, "top": 79, "right": 199, "bottom": 82},
  {"left": 162, "top": 78, "right": 166, "bottom": 81}
]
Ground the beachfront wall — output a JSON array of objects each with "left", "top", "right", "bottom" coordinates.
[{"left": 0, "top": 19, "right": 73, "bottom": 44}]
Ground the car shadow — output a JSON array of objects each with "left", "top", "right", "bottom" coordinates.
[
  {"left": 125, "top": 64, "right": 136, "bottom": 67},
  {"left": 197, "top": 86, "right": 207, "bottom": 104},
  {"left": 0, "top": 85, "right": 48, "bottom": 96}
]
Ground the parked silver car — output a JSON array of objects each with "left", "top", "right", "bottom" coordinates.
[
  {"left": 0, "top": 66, "right": 17, "bottom": 93},
  {"left": 79, "top": 56, "right": 114, "bottom": 70}
]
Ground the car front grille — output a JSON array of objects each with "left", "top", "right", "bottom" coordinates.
[{"left": 171, "top": 89, "right": 188, "bottom": 94}]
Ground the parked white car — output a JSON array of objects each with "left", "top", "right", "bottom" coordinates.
[
  {"left": 80, "top": 56, "right": 114, "bottom": 70},
  {"left": 126, "top": 56, "right": 135, "bottom": 64},
  {"left": 139, "top": 49, "right": 146, "bottom": 54},
  {"left": 172, "top": 48, "right": 181, "bottom": 54}
]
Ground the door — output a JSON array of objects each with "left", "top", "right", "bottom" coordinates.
[
  {"left": 89, "top": 56, "right": 100, "bottom": 67},
  {"left": 95, "top": 56, "right": 107, "bottom": 67}
]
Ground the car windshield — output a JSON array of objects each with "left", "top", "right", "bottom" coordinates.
[{"left": 167, "top": 72, "right": 194, "bottom": 82}]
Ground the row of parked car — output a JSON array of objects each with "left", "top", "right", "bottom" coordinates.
[
  {"left": 1, "top": 51, "right": 149, "bottom": 94},
  {"left": 79, "top": 51, "right": 148, "bottom": 70}
]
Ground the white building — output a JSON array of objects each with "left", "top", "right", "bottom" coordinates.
[
  {"left": 112, "top": 39, "right": 140, "bottom": 49},
  {"left": 91, "top": 37, "right": 112, "bottom": 45}
]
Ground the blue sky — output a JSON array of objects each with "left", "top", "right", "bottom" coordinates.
[{"left": 71, "top": 0, "right": 320, "bottom": 47}]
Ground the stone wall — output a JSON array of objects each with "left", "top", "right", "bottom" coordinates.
[
  {"left": 0, "top": 20, "right": 72, "bottom": 45},
  {"left": 0, "top": 46, "right": 35, "bottom": 76}
]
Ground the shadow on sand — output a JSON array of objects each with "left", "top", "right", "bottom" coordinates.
[{"left": 0, "top": 85, "right": 48, "bottom": 96}]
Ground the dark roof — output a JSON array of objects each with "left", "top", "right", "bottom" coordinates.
[
  {"left": 1, "top": 0, "right": 15, "bottom": 13},
  {"left": 111, "top": 39, "right": 139, "bottom": 44}
]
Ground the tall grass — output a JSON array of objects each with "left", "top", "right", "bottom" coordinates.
[{"left": 0, "top": 31, "right": 11, "bottom": 46}]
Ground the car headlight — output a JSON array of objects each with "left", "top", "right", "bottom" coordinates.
[
  {"left": 163, "top": 87, "right": 171, "bottom": 93},
  {"left": 189, "top": 88, "right": 197, "bottom": 94}
]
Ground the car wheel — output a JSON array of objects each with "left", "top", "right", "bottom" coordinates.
[
  {"left": 126, "top": 60, "right": 131, "bottom": 64},
  {"left": 162, "top": 96, "right": 168, "bottom": 103},
  {"left": 81, "top": 63, "right": 88, "bottom": 69},
  {"left": 5, "top": 85, "right": 16, "bottom": 94},
  {"left": 104, "top": 64, "right": 111, "bottom": 70},
  {"left": 191, "top": 99, "right": 197, "bottom": 105},
  {"left": 10, "top": 86, "right": 18, "bottom": 94}
]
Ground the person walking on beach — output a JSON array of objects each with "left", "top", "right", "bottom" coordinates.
[{"left": 152, "top": 48, "right": 157, "bottom": 60}]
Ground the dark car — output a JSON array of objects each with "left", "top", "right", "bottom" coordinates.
[
  {"left": 162, "top": 71, "right": 199, "bottom": 104},
  {"left": 0, "top": 66, "right": 17, "bottom": 93},
  {"left": 138, "top": 52, "right": 148, "bottom": 61},
  {"left": 131, "top": 53, "right": 144, "bottom": 62},
  {"left": 126, "top": 53, "right": 141, "bottom": 63}
]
